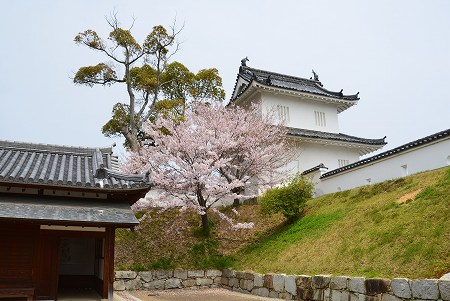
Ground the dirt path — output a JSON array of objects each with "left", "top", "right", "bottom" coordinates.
[{"left": 121, "top": 288, "right": 280, "bottom": 301}]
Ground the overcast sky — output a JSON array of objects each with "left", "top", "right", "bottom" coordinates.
[{"left": 1, "top": 0, "right": 449, "bottom": 159}]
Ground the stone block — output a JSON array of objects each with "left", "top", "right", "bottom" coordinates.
[
  {"left": 115, "top": 270, "right": 137, "bottom": 279},
  {"left": 233, "top": 287, "right": 247, "bottom": 294},
  {"left": 391, "top": 278, "right": 411, "bottom": 299},
  {"left": 365, "top": 278, "right": 391, "bottom": 295},
  {"left": 243, "top": 272, "right": 255, "bottom": 280},
  {"left": 222, "top": 269, "right": 236, "bottom": 278},
  {"left": 240, "top": 279, "right": 254, "bottom": 291},
  {"left": 182, "top": 279, "right": 197, "bottom": 288},
  {"left": 324, "top": 288, "right": 331, "bottom": 301},
  {"left": 273, "top": 274, "right": 286, "bottom": 292},
  {"left": 188, "top": 270, "right": 205, "bottom": 278},
  {"left": 213, "top": 277, "right": 221, "bottom": 284},
  {"left": 330, "top": 290, "right": 350, "bottom": 301},
  {"left": 125, "top": 277, "right": 142, "bottom": 290},
  {"left": 285, "top": 275, "right": 297, "bottom": 296},
  {"left": 297, "top": 275, "right": 313, "bottom": 288},
  {"left": 313, "top": 289, "right": 324, "bottom": 301},
  {"left": 173, "top": 270, "right": 188, "bottom": 280},
  {"left": 221, "top": 277, "right": 230, "bottom": 286},
  {"left": 349, "top": 277, "right": 366, "bottom": 294},
  {"left": 269, "top": 290, "right": 280, "bottom": 298},
  {"left": 144, "top": 279, "right": 165, "bottom": 290},
  {"left": 331, "top": 276, "right": 349, "bottom": 290},
  {"left": 439, "top": 280, "right": 450, "bottom": 301},
  {"left": 381, "top": 293, "right": 402, "bottom": 301},
  {"left": 279, "top": 292, "right": 293, "bottom": 300},
  {"left": 264, "top": 273, "right": 274, "bottom": 289},
  {"left": 114, "top": 280, "right": 125, "bottom": 291},
  {"left": 236, "top": 271, "right": 246, "bottom": 279},
  {"left": 298, "top": 287, "right": 314, "bottom": 301},
  {"left": 254, "top": 273, "right": 264, "bottom": 287},
  {"left": 197, "top": 278, "right": 214, "bottom": 286},
  {"left": 154, "top": 270, "right": 173, "bottom": 279},
  {"left": 139, "top": 271, "right": 153, "bottom": 282},
  {"left": 252, "top": 287, "right": 270, "bottom": 297},
  {"left": 165, "top": 278, "right": 182, "bottom": 289},
  {"left": 312, "top": 275, "right": 331, "bottom": 289},
  {"left": 206, "top": 269, "right": 222, "bottom": 277},
  {"left": 365, "top": 295, "right": 381, "bottom": 301},
  {"left": 411, "top": 279, "right": 439, "bottom": 300},
  {"left": 349, "top": 293, "right": 358, "bottom": 301},
  {"left": 230, "top": 277, "right": 240, "bottom": 288}
]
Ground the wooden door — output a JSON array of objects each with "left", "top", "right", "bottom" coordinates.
[{"left": 33, "top": 232, "right": 60, "bottom": 300}]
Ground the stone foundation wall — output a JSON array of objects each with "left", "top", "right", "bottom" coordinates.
[
  {"left": 115, "top": 269, "right": 450, "bottom": 301},
  {"left": 220, "top": 271, "right": 450, "bottom": 301},
  {"left": 114, "top": 269, "right": 222, "bottom": 291}
]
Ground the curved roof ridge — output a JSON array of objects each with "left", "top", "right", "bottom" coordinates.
[
  {"left": 0, "top": 140, "right": 113, "bottom": 155},
  {"left": 231, "top": 64, "right": 360, "bottom": 103},
  {"left": 287, "top": 128, "right": 387, "bottom": 146},
  {"left": 242, "top": 66, "right": 317, "bottom": 85}
]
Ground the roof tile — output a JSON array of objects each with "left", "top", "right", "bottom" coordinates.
[{"left": 0, "top": 140, "right": 152, "bottom": 190}]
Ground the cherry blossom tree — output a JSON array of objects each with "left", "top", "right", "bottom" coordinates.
[{"left": 123, "top": 102, "right": 295, "bottom": 233}]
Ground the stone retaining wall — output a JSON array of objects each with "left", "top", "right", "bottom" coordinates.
[
  {"left": 115, "top": 269, "right": 450, "bottom": 301},
  {"left": 114, "top": 269, "right": 222, "bottom": 291}
]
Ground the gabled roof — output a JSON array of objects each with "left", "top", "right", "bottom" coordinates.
[
  {"left": 301, "top": 163, "right": 328, "bottom": 176},
  {"left": 230, "top": 63, "right": 360, "bottom": 112},
  {"left": 0, "top": 140, "right": 152, "bottom": 190},
  {"left": 320, "top": 128, "right": 450, "bottom": 179},
  {"left": 288, "top": 128, "right": 386, "bottom": 146}
]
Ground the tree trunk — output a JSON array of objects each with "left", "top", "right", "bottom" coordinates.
[
  {"left": 123, "top": 129, "right": 141, "bottom": 152},
  {"left": 201, "top": 211, "right": 209, "bottom": 235}
]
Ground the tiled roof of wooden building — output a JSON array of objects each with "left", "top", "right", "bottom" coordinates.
[{"left": 0, "top": 140, "right": 151, "bottom": 190}]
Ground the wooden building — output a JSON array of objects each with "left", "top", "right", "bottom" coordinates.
[{"left": 0, "top": 141, "right": 152, "bottom": 300}]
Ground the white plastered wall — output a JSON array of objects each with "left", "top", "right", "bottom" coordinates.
[
  {"left": 260, "top": 92, "right": 340, "bottom": 133},
  {"left": 314, "top": 137, "right": 450, "bottom": 196}
]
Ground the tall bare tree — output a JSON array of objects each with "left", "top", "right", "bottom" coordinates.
[{"left": 74, "top": 14, "right": 225, "bottom": 151}]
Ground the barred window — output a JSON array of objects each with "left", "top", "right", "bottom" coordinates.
[
  {"left": 338, "top": 159, "right": 349, "bottom": 167},
  {"left": 277, "top": 105, "right": 290, "bottom": 123},
  {"left": 315, "top": 111, "right": 326, "bottom": 127}
]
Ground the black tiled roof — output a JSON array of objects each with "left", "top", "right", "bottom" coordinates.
[
  {"left": 231, "top": 65, "right": 360, "bottom": 104},
  {"left": 320, "top": 128, "right": 450, "bottom": 179},
  {"left": 301, "top": 163, "right": 328, "bottom": 175},
  {"left": 0, "top": 140, "right": 151, "bottom": 190},
  {"left": 0, "top": 195, "right": 138, "bottom": 226},
  {"left": 287, "top": 128, "right": 387, "bottom": 146}
]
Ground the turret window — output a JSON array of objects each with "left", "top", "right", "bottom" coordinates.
[
  {"left": 277, "top": 105, "right": 290, "bottom": 123},
  {"left": 338, "top": 159, "right": 349, "bottom": 167},
  {"left": 315, "top": 111, "right": 326, "bottom": 127}
]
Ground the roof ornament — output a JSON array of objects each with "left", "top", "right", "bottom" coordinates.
[
  {"left": 265, "top": 75, "right": 272, "bottom": 85},
  {"left": 312, "top": 69, "right": 319, "bottom": 81},
  {"left": 339, "top": 89, "right": 344, "bottom": 97},
  {"left": 241, "top": 57, "right": 249, "bottom": 67}
]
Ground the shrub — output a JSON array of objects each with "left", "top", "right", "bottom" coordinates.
[{"left": 259, "top": 174, "right": 314, "bottom": 222}]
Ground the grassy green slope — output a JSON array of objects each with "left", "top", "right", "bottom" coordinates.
[
  {"left": 115, "top": 167, "right": 450, "bottom": 278},
  {"left": 232, "top": 167, "right": 450, "bottom": 278}
]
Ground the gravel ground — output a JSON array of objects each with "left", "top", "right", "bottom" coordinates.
[{"left": 121, "top": 288, "right": 281, "bottom": 301}]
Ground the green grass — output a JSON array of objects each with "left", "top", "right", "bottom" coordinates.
[
  {"left": 230, "top": 167, "right": 450, "bottom": 278},
  {"left": 115, "top": 167, "right": 450, "bottom": 279}
]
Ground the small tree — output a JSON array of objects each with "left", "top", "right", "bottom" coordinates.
[
  {"left": 74, "top": 13, "right": 224, "bottom": 151},
  {"left": 259, "top": 174, "right": 314, "bottom": 222},
  {"left": 123, "top": 102, "right": 293, "bottom": 234}
]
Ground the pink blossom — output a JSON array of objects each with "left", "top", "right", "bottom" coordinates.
[{"left": 123, "top": 102, "right": 294, "bottom": 231}]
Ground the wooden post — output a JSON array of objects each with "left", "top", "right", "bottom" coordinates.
[{"left": 104, "top": 227, "right": 115, "bottom": 300}]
